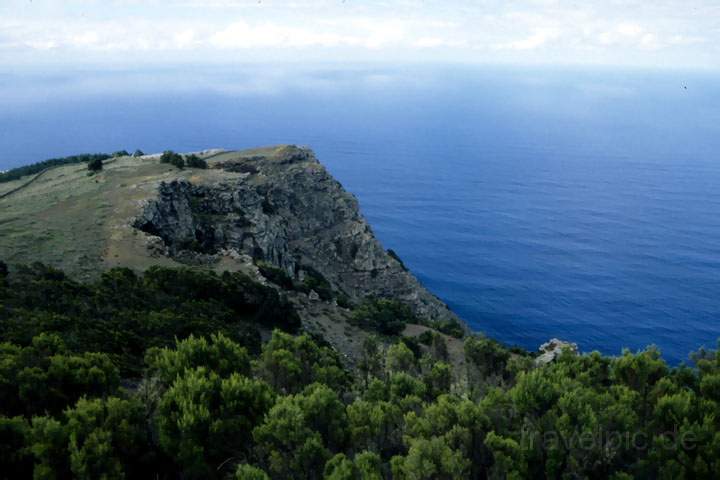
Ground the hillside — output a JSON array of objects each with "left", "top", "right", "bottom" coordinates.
[
  {"left": 0, "top": 145, "right": 462, "bottom": 363},
  {"left": 2, "top": 147, "right": 720, "bottom": 479}
]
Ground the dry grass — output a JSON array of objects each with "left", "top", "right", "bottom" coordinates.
[{"left": 0, "top": 149, "right": 276, "bottom": 280}]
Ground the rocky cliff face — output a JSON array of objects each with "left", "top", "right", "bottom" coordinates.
[{"left": 132, "top": 145, "right": 458, "bottom": 325}]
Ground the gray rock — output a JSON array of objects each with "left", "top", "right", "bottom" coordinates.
[
  {"left": 535, "top": 338, "right": 579, "bottom": 366},
  {"left": 132, "top": 145, "right": 460, "bottom": 326}
]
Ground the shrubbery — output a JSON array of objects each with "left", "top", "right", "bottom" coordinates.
[
  {"left": 160, "top": 151, "right": 208, "bottom": 170},
  {"left": 2, "top": 262, "right": 720, "bottom": 479},
  {"left": 256, "top": 262, "right": 335, "bottom": 301},
  {"left": 185, "top": 154, "right": 208, "bottom": 169},
  {"left": 256, "top": 262, "right": 294, "bottom": 290},
  {"left": 430, "top": 318, "right": 466, "bottom": 338},
  {"left": 351, "top": 299, "right": 416, "bottom": 336},
  {"left": 0, "top": 263, "right": 300, "bottom": 376},
  {"left": 160, "top": 150, "right": 185, "bottom": 169},
  {"left": 297, "top": 266, "right": 334, "bottom": 301},
  {"left": 86, "top": 157, "right": 103, "bottom": 173}
]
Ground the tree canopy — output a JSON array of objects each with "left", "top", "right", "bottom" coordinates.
[{"left": 1, "top": 262, "right": 720, "bottom": 478}]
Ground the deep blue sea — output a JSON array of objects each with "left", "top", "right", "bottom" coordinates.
[{"left": 2, "top": 64, "right": 720, "bottom": 364}]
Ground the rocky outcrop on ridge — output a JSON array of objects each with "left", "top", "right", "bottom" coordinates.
[{"left": 132, "top": 145, "right": 459, "bottom": 326}]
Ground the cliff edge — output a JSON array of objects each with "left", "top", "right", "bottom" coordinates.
[
  {"left": 133, "top": 145, "right": 457, "bottom": 325},
  {"left": 0, "top": 145, "right": 462, "bottom": 360}
]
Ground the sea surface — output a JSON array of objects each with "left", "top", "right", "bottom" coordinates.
[{"left": 2, "top": 64, "right": 720, "bottom": 364}]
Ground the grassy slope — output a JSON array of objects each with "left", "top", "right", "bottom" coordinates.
[
  {"left": 0, "top": 146, "right": 471, "bottom": 377},
  {"left": 0, "top": 149, "right": 290, "bottom": 280}
]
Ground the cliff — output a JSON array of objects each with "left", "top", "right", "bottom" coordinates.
[
  {"left": 0, "top": 145, "right": 462, "bottom": 360},
  {"left": 132, "top": 146, "right": 456, "bottom": 324}
]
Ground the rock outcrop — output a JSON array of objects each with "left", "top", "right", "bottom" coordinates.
[
  {"left": 535, "top": 338, "right": 579, "bottom": 366},
  {"left": 133, "top": 145, "right": 459, "bottom": 325}
]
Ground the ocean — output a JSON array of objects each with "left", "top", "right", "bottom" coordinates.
[{"left": 2, "top": 64, "right": 720, "bottom": 364}]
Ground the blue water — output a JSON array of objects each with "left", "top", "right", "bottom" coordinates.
[{"left": 2, "top": 64, "right": 720, "bottom": 364}]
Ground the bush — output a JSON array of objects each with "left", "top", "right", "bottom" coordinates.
[
  {"left": 160, "top": 151, "right": 185, "bottom": 169},
  {"left": 431, "top": 319, "right": 465, "bottom": 339},
  {"left": 0, "top": 264, "right": 300, "bottom": 377},
  {"left": 236, "top": 464, "right": 269, "bottom": 480},
  {"left": 185, "top": 154, "right": 208, "bottom": 169},
  {"left": 0, "top": 416, "right": 32, "bottom": 478},
  {"left": 145, "top": 333, "right": 252, "bottom": 385},
  {"left": 297, "top": 266, "right": 333, "bottom": 301},
  {"left": 336, "top": 293, "right": 353, "bottom": 309},
  {"left": 87, "top": 158, "right": 103, "bottom": 173},
  {"left": 417, "top": 330, "right": 434, "bottom": 346},
  {"left": 464, "top": 335, "right": 510, "bottom": 381},
  {"left": 112, "top": 150, "right": 130, "bottom": 158},
  {"left": 351, "top": 299, "right": 416, "bottom": 336},
  {"left": 132, "top": 149, "right": 144, "bottom": 157},
  {"left": 0, "top": 334, "right": 120, "bottom": 417},
  {"left": 256, "top": 262, "right": 294, "bottom": 290}
]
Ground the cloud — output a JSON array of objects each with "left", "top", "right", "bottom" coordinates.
[
  {"left": 0, "top": 0, "right": 718, "bottom": 68},
  {"left": 497, "top": 29, "right": 560, "bottom": 51}
]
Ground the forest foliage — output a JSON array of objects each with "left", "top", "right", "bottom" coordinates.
[{"left": 1, "top": 262, "right": 720, "bottom": 479}]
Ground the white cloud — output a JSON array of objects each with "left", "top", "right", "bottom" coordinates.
[
  {"left": 617, "top": 23, "right": 644, "bottom": 37},
  {"left": 498, "top": 29, "right": 560, "bottom": 51},
  {"left": 0, "top": 0, "right": 718, "bottom": 68}
]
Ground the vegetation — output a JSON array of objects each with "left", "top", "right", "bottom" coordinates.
[
  {"left": 2, "top": 263, "right": 720, "bottom": 478},
  {"left": 0, "top": 153, "right": 112, "bottom": 183},
  {"left": 257, "top": 262, "right": 294, "bottom": 290},
  {"left": 133, "top": 149, "right": 145, "bottom": 157},
  {"left": 256, "top": 264, "right": 335, "bottom": 301},
  {"left": 297, "top": 266, "right": 334, "bottom": 301},
  {"left": 161, "top": 151, "right": 208, "bottom": 170},
  {"left": 86, "top": 157, "right": 103, "bottom": 173},
  {"left": 186, "top": 154, "right": 209, "bottom": 169},
  {"left": 351, "top": 299, "right": 417, "bottom": 336},
  {"left": 0, "top": 263, "right": 300, "bottom": 376},
  {"left": 431, "top": 318, "right": 466, "bottom": 339},
  {"left": 160, "top": 150, "right": 185, "bottom": 169}
]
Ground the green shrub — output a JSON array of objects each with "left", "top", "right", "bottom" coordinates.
[
  {"left": 0, "top": 416, "right": 32, "bottom": 478},
  {"left": 185, "top": 154, "right": 208, "bottom": 169},
  {"left": 235, "top": 464, "right": 269, "bottom": 480},
  {"left": 336, "top": 293, "right": 353, "bottom": 309},
  {"left": 431, "top": 319, "right": 465, "bottom": 339},
  {"left": 417, "top": 330, "right": 434, "bottom": 346},
  {"left": 160, "top": 150, "right": 185, "bottom": 169},
  {"left": 351, "top": 299, "right": 416, "bottom": 336},
  {"left": 87, "top": 158, "right": 103, "bottom": 173},
  {"left": 0, "top": 264, "right": 300, "bottom": 378},
  {"left": 256, "top": 262, "right": 294, "bottom": 290},
  {"left": 297, "top": 266, "right": 333, "bottom": 301},
  {"left": 464, "top": 335, "right": 510, "bottom": 381}
]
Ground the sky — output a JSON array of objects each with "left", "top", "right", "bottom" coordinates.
[{"left": 0, "top": 0, "right": 719, "bottom": 69}]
